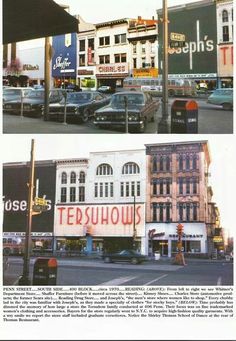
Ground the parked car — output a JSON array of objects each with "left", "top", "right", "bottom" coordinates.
[
  {"left": 48, "top": 91, "right": 110, "bottom": 123},
  {"left": 207, "top": 88, "right": 233, "bottom": 110},
  {"left": 98, "top": 85, "right": 114, "bottom": 94},
  {"left": 94, "top": 91, "right": 159, "bottom": 133},
  {"left": 3, "top": 87, "right": 33, "bottom": 105},
  {"left": 102, "top": 249, "right": 147, "bottom": 265},
  {"left": 3, "top": 89, "right": 64, "bottom": 117}
]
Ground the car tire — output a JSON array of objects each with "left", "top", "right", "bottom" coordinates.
[
  {"left": 104, "top": 256, "right": 111, "bottom": 263},
  {"left": 168, "top": 89, "right": 175, "bottom": 97},
  {"left": 222, "top": 103, "right": 232, "bottom": 111},
  {"left": 80, "top": 108, "right": 90, "bottom": 123},
  {"left": 131, "top": 257, "right": 138, "bottom": 265}
]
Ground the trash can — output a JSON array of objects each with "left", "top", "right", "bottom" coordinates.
[
  {"left": 171, "top": 100, "right": 198, "bottom": 133},
  {"left": 33, "top": 257, "right": 57, "bottom": 285},
  {"left": 225, "top": 255, "right": 231, "bottom": 262},
  {"left": 154, "top": 252, "right": 160, "bottom": 261}
]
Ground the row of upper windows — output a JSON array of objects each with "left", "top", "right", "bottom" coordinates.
[
  {"left": 151, "top": 202, "right": 199, "bottom": 222},
  {"left": 60, "top": 162, "right": 140, "bottom": 184},
  {"left": 152, "top": 154, "right": 198, "bottom": 172}
]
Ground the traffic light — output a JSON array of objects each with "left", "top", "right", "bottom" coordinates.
[{"left": 176, "top": 223, "right": 184, "bottom": 236}]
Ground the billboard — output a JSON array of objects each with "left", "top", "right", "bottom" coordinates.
[
  {"left": 158, "top": 2, "right": 217, "bottom": 78},
  {"left": 3, "top": 162, "right": 56, "bottom": 233},
  {"left": 51, "top": 33, "right": 77, "bottom": 78}
]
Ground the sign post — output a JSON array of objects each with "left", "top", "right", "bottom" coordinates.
[{"left": 172, "top": 223, "right": 186, "bottom": 266}]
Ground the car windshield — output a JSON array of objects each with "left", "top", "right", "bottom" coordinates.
[
  {"left": 111, "top": 94, "right": 144, "bottom": 106},
  {"left": 26, "top": 90, "right": 44, "bottom": 99},
  {"left": 62, "top": 92, "right": 92, "bottom": 104},
  {"left": 3, "top": 89, "right": 22, "bottom": 96}
]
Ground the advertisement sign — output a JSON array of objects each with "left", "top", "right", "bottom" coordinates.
[
  {"left": 52, "top": 33, "right": 77, "bottom": 77},
  {"left": 133, "top": 68, "right": 158, "bottom": 78},
  {"left": 158, "top": 2, "right": 217, "bottom": 77},
  {"left": 3, "top": 162, "right": 56, "bottom": 233},
  {"left": 218, "top": 44, "right": 233, "bottom": 77},
  {"left": 55, "top": 203, "right": 145, "bottom": 237}
]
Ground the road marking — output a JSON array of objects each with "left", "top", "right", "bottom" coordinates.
[
  {"left": 99, "top": 276, "right": 137, "bottom": 286},
  {"left": 145, "top": 274, "right": 168, "bottom": 286},
  {"left": 217, "top": 276, "right": 222, "bottom": 285}
]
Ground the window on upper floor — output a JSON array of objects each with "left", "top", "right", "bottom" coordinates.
[
  {"left": 96, "top": 163, "right": 113, "bottom": 176},
  {"left": 223, "top": 25, "right": 229, "bottom": 41},
  {"left": 70, "top": 172, "right": 76, "bottom": 184},
  {"left": 70, "top": 187, "right": 76, "bottom": 202},
  {"left": 114, "top": 53, "right": 126, "bottom": 63},
  {"left": 120, "top": 181, "right": 141, "bottom": 197},
  {"left": 61, "top": 187, "right": 67, "bottom": 202},
  {"left": 79, "top": 54, "right": 85, "bottom": 66},
  {"left": 79, "top": 39, "right": 85, "bottom": 51},
  {"left": 79, "top": 186, "right": 85, "bottom": 202},
  {"left": 122, "top": 162, "right": 140, "bottom": 174},
  {"left": 88, "top": 38, "right": 94, "bottom": 50},
  {"left": 61, "top": 172, "right": 67, "bottom": 184},
  {"left": 99, "top": 55, "right": 110, "bottom": 64},
  {"left": 222, "top": 10, "right": 229, "bottom": 23},
  {"left": 79, "top": 171, "right": 85, "bottom": 183},
  {"left": 94, "top": 182, "right": 114, "bottom": 198},
  {"left": 99, "top": 36, "right": 110, "bottom": 46},
  {"left": 114, "top": 33, "right": 126, "bottom": 44}
]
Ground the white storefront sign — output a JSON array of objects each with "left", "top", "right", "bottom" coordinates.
[{"left": 54, "top": 203, "right": 145, "bottom": 237}]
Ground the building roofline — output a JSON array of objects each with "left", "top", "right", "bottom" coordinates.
[{"left": 157, "top": 0, "right": 215, "bottom": 14}]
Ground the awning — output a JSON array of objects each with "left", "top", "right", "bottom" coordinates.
[{"left": 3, "top": 0, "right": 79, "bottom": 44}]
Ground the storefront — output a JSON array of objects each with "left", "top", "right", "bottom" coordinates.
[
  {"left": 146, "top": 223, "right": 207, "bottom": 258},
  {"left": 96, "top": 62, "right": 129, "bottom": 90},
  {"left": 77, "top": 68, "right": 96, "bottom": 90},
  {"left": 54, "top": 203, "right": 145, "bottom": 254},
  {"left": 51, "top": 33, "right": 77, "bottom": 88}
]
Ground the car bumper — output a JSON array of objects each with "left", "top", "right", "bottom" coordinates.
[{"left": 94, "top": 120, "right": 144, "bottom": 127}]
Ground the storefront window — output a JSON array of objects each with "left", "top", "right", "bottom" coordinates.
[{"left": 171, "top": 240, "right": 201, "bottom": 253}]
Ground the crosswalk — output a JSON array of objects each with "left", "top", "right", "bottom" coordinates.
[{"left": 98, "top": 274, "right": 168, "bottom": 286}]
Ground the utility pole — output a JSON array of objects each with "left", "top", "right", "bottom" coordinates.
[
  {"left": 44, "top": 37, "right": 50, "bottom": 121},
  {"left": 158, "top": 0, "right": 169, "bottom": 133},
  {"left": 19, "top": 139, "right": 35, "bottom": 285}
]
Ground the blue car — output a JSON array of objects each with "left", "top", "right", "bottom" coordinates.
[{"left": 207, "top": 88, "right": 233, "bottom": 110}]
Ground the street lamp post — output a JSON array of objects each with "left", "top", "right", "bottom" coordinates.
[
  {"left": 158, "top": 0, "right": 170, "bottom": 133},
  {"left": 18, "top": 139, "right": 35, "bottom": 285}
]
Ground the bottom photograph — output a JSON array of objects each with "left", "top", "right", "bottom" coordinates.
[{"left": 2, "top": 135, "right": 234, "bottom": 286}]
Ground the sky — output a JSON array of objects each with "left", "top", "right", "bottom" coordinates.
[
  {"left": 1, "top": 134, "right": 236, "bottom": 238},
  {"left": 55, "top": 0, "right": 198, "bottom": 23}
]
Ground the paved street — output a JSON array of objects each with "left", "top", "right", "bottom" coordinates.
[
  {"left": 2, "top": 96, "right": 233, "bottom": 134},
  {"left": 4, "top": 256, "right": 233, "bottom": 286}
]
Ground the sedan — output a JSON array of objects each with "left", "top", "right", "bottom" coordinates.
[
  {"left": 3, "top": 89, "right": 64, "bottom": 117},
  {"left": 48, "top": 91, "right": 110, "bottom": 123},
  {"left": 3, "top": 87, "right": 33, "bottom": 105},
  {"left": 102, "top": 249, "right": 147, "bottom": 265},
  {"left": 207, "top": 88, "right": 233, "bottom": 110},
  {"left": 94, "top": 91, "right": 159, "bottom": 133}
]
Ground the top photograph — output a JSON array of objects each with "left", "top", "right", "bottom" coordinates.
[{"left": 2, "top": 0, "right": 234, "bottom": 134}]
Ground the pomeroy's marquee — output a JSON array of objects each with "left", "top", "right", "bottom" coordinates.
[{"left": 54, "top": 203, "right": 145, "bottom": 237}]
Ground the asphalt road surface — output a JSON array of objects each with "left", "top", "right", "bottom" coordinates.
[
  {"left": 2, "top": 97, "right": 233, "bottom": 134},
  {"left": 4, "top": 257, "right": 233, "bottom": 286}
]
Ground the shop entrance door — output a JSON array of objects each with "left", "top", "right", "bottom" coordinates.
[{"left": 153, "top": 240, "right": 168, "bottom": 256}]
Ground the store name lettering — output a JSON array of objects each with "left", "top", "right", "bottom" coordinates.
[
  {"left": 168, "top": 20, "right": 215, "bottom": 70},
  {"left": 3, "top": 197, "right": 52, "bottom": 212},
  {"left": 57, "top": 205, "right": 142, "bottom": 226},
  {"left": 98, "top": 65, "right": 126, "bottom": 73},
  {"left": 53, "top": 56, "right": 71, "bottom": 70}
]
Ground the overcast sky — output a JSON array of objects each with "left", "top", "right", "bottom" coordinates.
[
  {"left": 55, "top": 0, "right": 197, "bottom": 23},
  {"left": 1, "top": 134, "right": 235, "bottom": 238}
]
